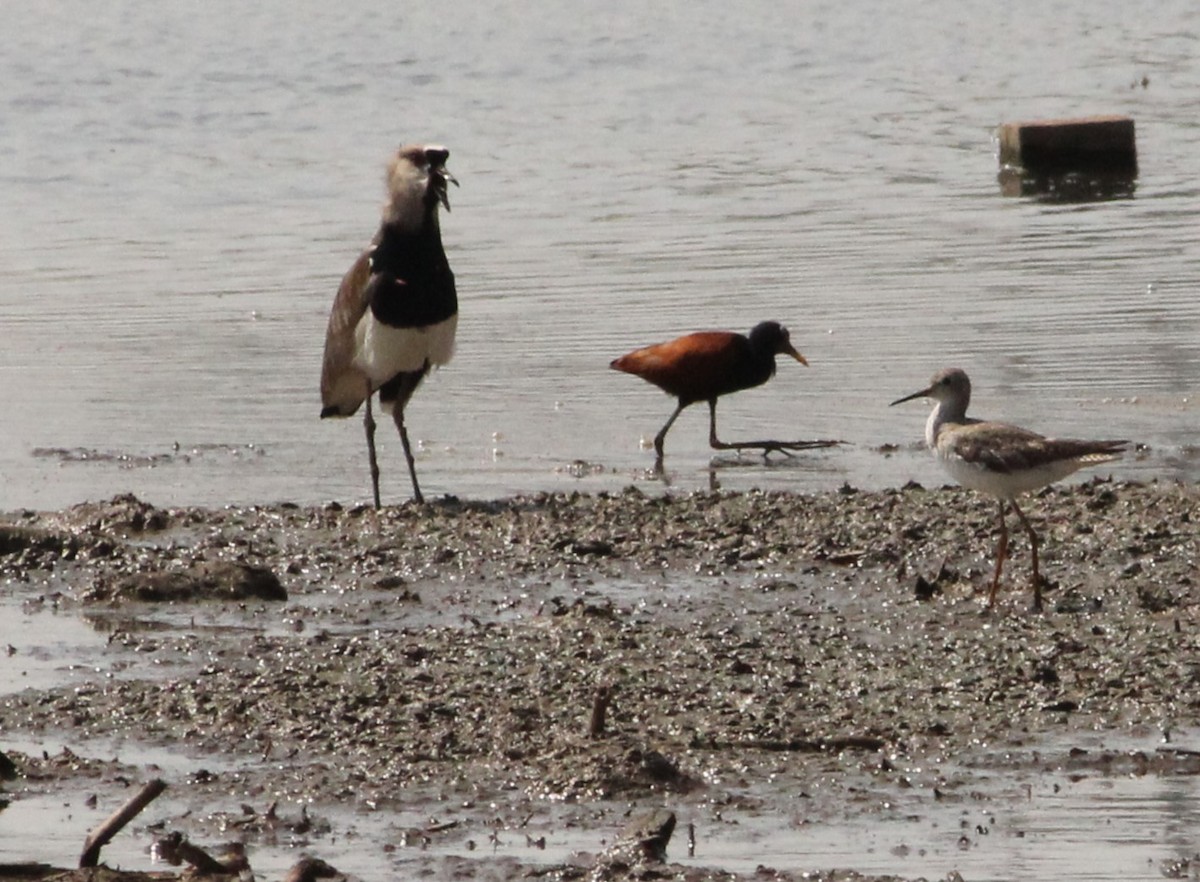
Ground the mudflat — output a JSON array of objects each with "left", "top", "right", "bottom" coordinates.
[{"left": 1, "top": 480, "right": 1197, "bottom": 881}]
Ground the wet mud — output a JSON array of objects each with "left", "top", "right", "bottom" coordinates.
[{"left": 1, "top": 480, "right": 1198, "bottom": 881}]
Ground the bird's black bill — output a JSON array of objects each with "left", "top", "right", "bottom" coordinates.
[
  {"left": 889, "top": 386, "right": 931, "bottom": 407},
  {"left": 432, "top": 168, "right": 458, "bottom": 212}
]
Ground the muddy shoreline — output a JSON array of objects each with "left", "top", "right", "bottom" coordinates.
[{"left": 1, "top": 480, "right": 1198, "bottom": 881}]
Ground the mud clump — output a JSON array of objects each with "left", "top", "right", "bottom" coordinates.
[{"left": 87, "top": 561, "right": 286, "bottom": 603}]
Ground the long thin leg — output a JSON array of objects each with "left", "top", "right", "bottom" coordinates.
[
  {"left": 706, "top": 400, "right": 721, "bottom": 449},
  {"left": 1010, "top": 499, "right": 1042, "bottom": 612},
  {"left": 654, "top": 402, "right": 687, "bottom": 472},
  {"left": 987, "top": 500, "right": 1009, "bottom": 608},
  {"left": 393, "top": 406, "right": 424, "bottom": 504},
  {"left": 706, "top": 400, "right": 843, "bottom": 457},
  {"left": 380, "top": 366, "right": 430, "bottom": 504},
  {"left": 363, "top": 393, "right": 381, "bottom": 510}
]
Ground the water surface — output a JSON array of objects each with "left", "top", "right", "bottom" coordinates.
[{"left": 2, "top": 0, "right": 1198, "bottom": 509}]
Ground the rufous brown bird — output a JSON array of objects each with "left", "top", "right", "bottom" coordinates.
[
  {"left": 891, "top": 367, "right": 1127, "bottom": 611},
  {"left": 320, "top": 144, "right": 459, "bottom": 506},
  {"left": 611, "top": 321, "right": 833, "bottom": 471}
]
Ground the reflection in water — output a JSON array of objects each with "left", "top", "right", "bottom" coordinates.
[{"left": 997, "top": 166, "right": 1138, "bottom": 203}]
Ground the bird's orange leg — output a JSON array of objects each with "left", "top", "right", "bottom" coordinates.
[
  {"left": 988, "top": 500, "right": 1009, "bottom": 609},
  {"left": 1010, "top": 499, "right": 1042, "bottom": 612}
]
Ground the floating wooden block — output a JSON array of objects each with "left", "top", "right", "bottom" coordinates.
[{"left": 997, "top": 115, "right": 1137, "bottom": 174}]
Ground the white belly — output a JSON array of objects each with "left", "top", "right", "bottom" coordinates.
[
  {"left": 353, "top": 313, "right": 457, "bottom": 386},
  {"left": 939, "top": 450, "right": 1086, "bottom": 499}
]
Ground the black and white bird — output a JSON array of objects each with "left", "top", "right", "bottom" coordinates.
[{"left": 320, "top": 144, "right": 459, "bottom": 506}]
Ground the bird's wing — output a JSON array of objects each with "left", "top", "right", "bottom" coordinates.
[
  {"left": 319, "top": 249, "right": 373, "bottom": 416},
  {"left": 611, "top": 332, "right": 744, "bottom": 400},
  {"left": 1038, "top": 436, "right": 1129, "bottom": 462},
  {"left": 952, "top": 422, "right": 1124, "bottom": 473}
]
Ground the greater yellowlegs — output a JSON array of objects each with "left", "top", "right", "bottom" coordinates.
[{"left": 891, "top": 367, "right": 1126, "bottom": 611}]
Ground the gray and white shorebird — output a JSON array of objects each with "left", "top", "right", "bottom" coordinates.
[
  {"left": 320, "top": 145, "right": 459, "bottom": 506},
  {"left": 890, "top": 367, "right": 1127, "bottom": 611}
]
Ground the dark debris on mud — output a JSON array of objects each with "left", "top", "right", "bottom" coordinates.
[{"left": 1, "top": 481, "right": 1198, "bottom": 882}]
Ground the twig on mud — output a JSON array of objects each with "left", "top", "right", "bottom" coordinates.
[
  {"left": 79, "top": 778, "right": 167, "bottom": 868},
  {"left": 1157, "top": 746, "right": 1200, "bottom": 758},
  {"left": 733, "top": 735, "right": 886, "bottom": 753},
  {"left": 589, "top": 684, "right": 614, "bottom": 738}
]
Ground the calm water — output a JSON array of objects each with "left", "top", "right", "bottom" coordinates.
[{"left": 1, "top": 0, "right": 1198, "bottom": 511}]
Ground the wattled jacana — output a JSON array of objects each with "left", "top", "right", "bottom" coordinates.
[{"left": 611, "top": 321, "right": 834, "bottom": 470}]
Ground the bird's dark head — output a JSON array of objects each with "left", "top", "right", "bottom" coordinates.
[
  {"left": 383, "top": 144, "right": 459, "bottom": 230},
  {"left": 749, "top": 321, "right": 808, "bottom": 366}
]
